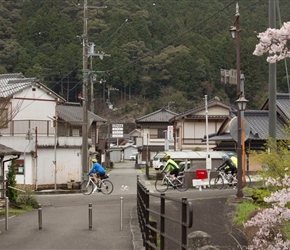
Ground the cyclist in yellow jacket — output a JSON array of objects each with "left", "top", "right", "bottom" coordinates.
[
  {"left": 228, "top": 152, "right": 237, "bottom": 167},
  {"left": 162, "top": 154, "right": 180, "bottom": 179}
]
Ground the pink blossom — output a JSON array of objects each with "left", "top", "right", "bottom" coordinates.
[
  {"left": 245, "top": 173, "right": 290, "bottom": 249},
  {"left": 254, "top": 21, "right": 290, "bottom": 63}
]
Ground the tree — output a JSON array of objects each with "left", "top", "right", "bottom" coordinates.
[
  {"left": 253, "top": 22, "right": 290, "bottom": 63},
  {"left": 6, "top": 161, "right": 18, "bottom": 203},
  {"left": 0, "top": 97, "right": 22, "bottom": 129}
]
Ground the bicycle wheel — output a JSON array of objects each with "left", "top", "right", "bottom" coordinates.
[
  {"left": 209, "top": 176, "right": 224, "bottom": 190},
  {"left": 234, "top": 174, "right": 252, "bottom": 188},
  {"left": 155, "top": 178, "right": 169, "bottom": 192},
  {"left": 242, "top": 174, "right": 251, "bottom": 188},
  {"left": 100, "top": 180, "right": 114, "bottom": 195},
  {"left": 80, "top": 180, "right": 93, "bottom": 195},
  {"left": 175, "top": 176, "right": 189, "bottom": 192}
]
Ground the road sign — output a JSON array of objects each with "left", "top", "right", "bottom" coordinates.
[
  {"left": 167, "top": 125, "right": 173, "bottom": 141},
  {"left": 112, "top": 124, "right": 123, "bottom": 138}
]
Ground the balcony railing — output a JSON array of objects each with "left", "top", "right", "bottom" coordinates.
[{"left": 0, "top": 120, "right": 81, "bottom": 137}]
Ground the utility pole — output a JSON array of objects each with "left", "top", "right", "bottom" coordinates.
[
  {"left": 269, "top": 0, "right": 276, "bottom": 140},
  {"left": 81, "top": 2, "right": 108, "bottom": 179},
  {"left": 87, "top": 42, "right": 110, "bottom": 113},
  {"left": 82, "top": 0, "right": 89, "bottom": 179}
]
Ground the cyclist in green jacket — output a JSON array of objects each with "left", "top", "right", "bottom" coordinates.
[{"left": 162, "top": 154, "right": 180, "bottom": 179}]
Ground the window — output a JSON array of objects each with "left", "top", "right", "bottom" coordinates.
[
  {"left": 157, "top": 129, "right": 166, "bottom": 139},
  {"left": 15, "top": 159, "right": 24, "bottom": 175}
]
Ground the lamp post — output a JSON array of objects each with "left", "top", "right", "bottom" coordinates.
[
  {"left": 236, "top": 96, "right": 248, "bottom": 195},
  {"left": 230, "top": 3, "right": 244, "bottom": 198}
]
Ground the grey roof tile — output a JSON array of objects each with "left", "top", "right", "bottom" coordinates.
[
  {"left": 244, "top": 110, "right": 286, "bottom": 140},
  {"left": 0, "top": 73, "right": 65, "bottom": 101},
  {"left": 276, "top": 93, "right": 290, "bottom": 120},
  {"left": 56, "top": 103, "right": 106, "bottom": 125},
  {"left": 136, "top": 108, "right": 178, "bottom": 123},
  {"left": 172, "top": 98, "right": 234, "bottom": 121},
  {"left": 0, "top": 73, "right": 37, "bottom": 98}
]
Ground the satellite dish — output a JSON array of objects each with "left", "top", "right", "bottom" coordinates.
[{"left": 229, "top": 117, "right": 251, "bottom": 142}]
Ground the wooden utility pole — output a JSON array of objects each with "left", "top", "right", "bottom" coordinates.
[
  {"left": 269, "top": 0, "right": 276, "bottom": 140},
  {"left": 82, "top": 0, "right": 89, "bottom": 179}
]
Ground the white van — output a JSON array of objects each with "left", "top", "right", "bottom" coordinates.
[{"left": 152, "top": 156, "right": 166, "bottom": 170}]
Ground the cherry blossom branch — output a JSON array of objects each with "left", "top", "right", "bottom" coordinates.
[{"left": 253, "top": 21, "right": 290, "bottom": 63}]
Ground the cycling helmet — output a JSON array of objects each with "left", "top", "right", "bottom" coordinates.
[
  {"left": 164, "top": 154, "right": 170, "bottom": 160},
  {"left": 91, "top": 159, "right": 98, "bottom": 163},
  {"left": 222, "top": 155, "right": 228, "bottom": 161},
  {"left": 228, "top": 152, "right": 235, "bottom": 157}
]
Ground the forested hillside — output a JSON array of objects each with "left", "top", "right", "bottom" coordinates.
[{"left": 1, "top": 0, "right": 290, "bottom": 119}]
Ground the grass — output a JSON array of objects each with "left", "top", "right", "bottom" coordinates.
[
  {"left": 233, "top": 201, "right": 259, "bottom": 227},
  {"left": 283, "top": 221, "right": 290, "bottom": 240},
  {"left": 0, "top": 205, "right": 34, "bottom": 218}
]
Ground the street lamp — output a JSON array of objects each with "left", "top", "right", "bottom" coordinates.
[
  {"left": 230, "top": 3, "right": 244, "bottom": 199},
  {"left": 236, "top": 95, "right": 248, "bottom": 191}
]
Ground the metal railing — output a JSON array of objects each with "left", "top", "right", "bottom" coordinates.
[
  {"left": 137, "top": 176, "right": 193, "bottom": 250},
  {"left": 0, "top": 179, "right": 7, "bottom": 198}
]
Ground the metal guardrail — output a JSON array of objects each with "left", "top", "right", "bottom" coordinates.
[{"left": 137, "top": 176, "right": 193, "bottom": 250}]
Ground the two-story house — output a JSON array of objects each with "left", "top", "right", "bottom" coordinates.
[
  {"left": 169, "top": 97, "right": 233, "bottom": 151},
  {"left": 135, "top": 108, "right": 178, "bottom": 165},
  {"left": 0, "top": 73, "right": 106, "bottom": 190}
]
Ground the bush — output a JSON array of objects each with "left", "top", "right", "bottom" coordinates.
[
  {"left": 6, "top": 161, "right": 18, "bottom": 203},
  {"left": 17, "top": 190, "right": 39, "bottom": 209}
]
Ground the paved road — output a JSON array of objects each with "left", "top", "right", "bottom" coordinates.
[{"left": 0, "top": 161, "right": 247, "bottom": 249}]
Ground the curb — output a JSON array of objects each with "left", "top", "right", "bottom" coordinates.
[{"left": 34, "top": 189, "right": 81, "bottom": 195}]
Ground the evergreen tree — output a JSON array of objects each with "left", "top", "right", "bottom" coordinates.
[{"left": 6, "top": 161, "right": 18, "bottom": 203}]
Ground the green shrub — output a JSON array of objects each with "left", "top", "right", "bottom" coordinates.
[
  {"left": 244, "top": 186, "right": 272, "bottom": 204},
  {"left": 6, "top": 161, "right": 18, "bottom": 203},
  {"left": 17, "top": 190, "right": 39, "bottom": 209}
]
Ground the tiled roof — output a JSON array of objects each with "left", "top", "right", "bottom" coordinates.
[
  {"left": 56, "top": 103, "right": 106, "bottom": 125},
  {"left": 136, "top": 108, "right": 178, "bottom": 123},
  {"left": 276, "top": 93, "right": 290, "bottom": 120},
  {"left": 210, "top": 110, "right": 287, "bottom": 141},
  {"left": 0, "top": 73, "right": 37, "bottom": 98},
  {"left": 171, "top": 98, "right": 234, "bottom": 121},
  {"left": 244, "top": 110, "right": 286, "bottom": 140},
  {"left": 0, "top": 73, "right": 65, "bottom": 101}
]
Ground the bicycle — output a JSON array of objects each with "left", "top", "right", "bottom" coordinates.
[
  {"left": 80, "top": 174, "right": 114, "bottom": 195},
  {"left": 155, "top": 171, "right": 188, "bottom": 192},
  {"left": 209, "top": 168, "right": 251, "bottom": 190}
]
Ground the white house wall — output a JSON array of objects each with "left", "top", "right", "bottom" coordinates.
[
  {"left": 37, "top": 148, "right": 82, "bottom": 185},
  {"left": 12, "top": 86, "right": 56, "bottom": 120},
  {"left": 0, "top": 133, "right": 83, "bottom": 187}
]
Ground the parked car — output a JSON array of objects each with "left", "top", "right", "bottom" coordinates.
[
  {"left": 130, "top": 154, "right": 136, "bottom": 161},
  {"left": 178, "top": 162, "right": 191, "bottom": 171},
  {"left": 153, "top": 156, "right": 166, "bottom": 170}
]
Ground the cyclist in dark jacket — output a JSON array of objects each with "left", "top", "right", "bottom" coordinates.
[{"left": 218, "top": 155, "right": 237, "bottom": 175}]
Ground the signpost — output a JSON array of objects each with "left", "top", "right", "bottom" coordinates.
[
  {"left": 112, "top": 124, "right": 123, "bottom": 138},
  {"left": 167, "top": 126, "right": 173, "bottom": 141}
]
